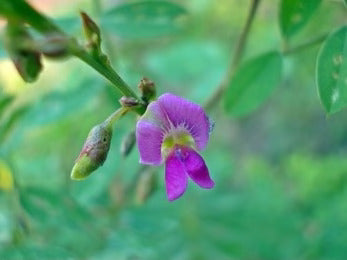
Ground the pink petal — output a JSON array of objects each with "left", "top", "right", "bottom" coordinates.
[
  {"left": 165, "top": 151, "right": 188, "bottom": 201},
  {"left": 158, "top": 93, "right": 210, "bottom": 151},
  {"left": 136, "top": 93, "right": 211, "bottom": 169},
  {"left": 139, "top": 99, "right": 170, "bottom": 130},
  {"left": 180, "top": 146, "right": 214, "bottom": 189},
  {"left": 136, "top": 121, "right": 164, "bottom": 165}
]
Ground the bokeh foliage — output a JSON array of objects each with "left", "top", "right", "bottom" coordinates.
[{"left": 0, "top": 0, "right": 346, "bottom": 259}]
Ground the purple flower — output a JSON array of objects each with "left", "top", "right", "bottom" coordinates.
[{"left": 136, "top": 93, "right": 214, "bottom": 201}]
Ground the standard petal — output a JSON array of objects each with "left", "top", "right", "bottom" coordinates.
[
  {"left": 165, "top": 152, "right": 188, "bottom": 201},
  {"left": 181, "top": 146, "right": 214, "bottom": 189},
  {"left": 158, "top": 93, "right": 210, "bottom": 151},
  {"left": 140, "top": 99, "right": 170, "bottom": 130},
  {"left": 136, "top": 120, "right": 164, "bottom": 165}
]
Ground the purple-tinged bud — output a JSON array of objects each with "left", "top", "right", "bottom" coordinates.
[
  {"left": 138, "top": 77, "right": 156, "bottom": 103},
  {"left": 38, "top": 34, "right": 71, "bottom": 58},
  {"left": 4, "top": 23, "right": 42, "bottom": 83},
  {"left": 119, "top": 96, "right": 139, "bottom": 108},
  {"left": 120, "top": 131, "right": 136, "bottom": 157},
  {"left": 71, "top": 123, "right": 112, "bottom": 180}
]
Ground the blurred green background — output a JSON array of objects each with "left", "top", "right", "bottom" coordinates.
[{"left": 0, "top": 0, "right": 347, "bottom": 259}]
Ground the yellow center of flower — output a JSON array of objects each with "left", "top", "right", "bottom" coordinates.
[{"left": 161, "top": 130, "right": 195, "bottom": 159}]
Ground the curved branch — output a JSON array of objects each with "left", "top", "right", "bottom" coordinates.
[{"left": 204, "top": 0, "right": 261, "bottom": 110}]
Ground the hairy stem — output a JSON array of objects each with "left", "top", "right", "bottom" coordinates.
[{"left": 204, "top": 0, "right": 261, "bottom": 110}]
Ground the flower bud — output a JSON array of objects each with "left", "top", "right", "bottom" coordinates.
[
  {"left": 4, "top": 23, "right": 42, "bottom": 83},
  {"left": 109, "top": 175, "right": 125, "bottom": 206},
  {"left": 71, "top": 123, "right": 112, "bottom": 180},
  {"left": 38, "top": 33, "right": 71, "bottom": 58},
  {"left": 119, "top": 96, "right": 139, "bottom": 108},
  {"left": 138, "top": 77, "right": 156, "bottom": 103},
  {"left": 120, "top": 131, "right": 136, "bottom": 157},
  {"left": 80, "top": 12, "right": 101, "bottom": 54},
  {"left": 135, "top": 168, "right": 157, "bottom": 205}
]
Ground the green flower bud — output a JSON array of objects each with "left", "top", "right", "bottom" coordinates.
[
  {"left": 120, "top": 131, "right": 136, "bottom": 157},
  {"left": 80, "top": 12, "right": 101, "bottom": 54},
  {"left": 4, "top": 22, "right": 42, "bottom": 83},
  {"left": 71, "top": 123, "right": 112, "bottom": 180},
  {"left": 135, "top": 168, "right": 158, "bottom": 205},
  {"left": 138, "top": 77, "right": 156, "bottom": 103}
]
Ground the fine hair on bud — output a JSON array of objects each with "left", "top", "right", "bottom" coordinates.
[{"left": 71, "top": 123, "right": 112, "bottom": 180}]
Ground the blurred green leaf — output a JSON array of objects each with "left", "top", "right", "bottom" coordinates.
[
  {"left": 224, "top": 51, "right": 283, "bottom": 117},
  {"left": 19, "top": 187, "right": 62, "bottom": 222},
  {"left": 0, "top": 0, "right": 61, "bottom": 34},
  {"left": 0, "top": 245, "right": 72, "bottom": 260},
  {"left": 54, "top": 17, "right": 79, "bottom": 34},
  {"left": 145, "top": 41, "right": 227, "bottom": 100},
  {"left": 0, "top": 105, "right": 29, "bottom": 143},
  {"left": 279, "top": 0, "right": 322, "bottom": 39},
  {"left": 0, "top": 77, "right": 102, "bottom": 155},
  {"left": 23, "top": 78, "right": 102, "bottom": 126},
  {"left": 316, "top": 26, "right": 347, "bottom": 114},
  {"left": 101, "top": 1, "right": 187, "bottom": 38},
  {"left": 285, "top": 154, "right": 347, "bottom": 204},
  {"left": 0, "top": 94, "right": 14, "bottom": 116}
]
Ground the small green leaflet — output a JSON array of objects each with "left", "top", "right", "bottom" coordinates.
[
  {"left": 279, "top": 0, "right": 322, "bottom": 39},
  {"left": 224, "top": 51, "right": 283, "bottom": 117},
  {"left": 316, "top": 26, "right": 347, "bottom": 114}
]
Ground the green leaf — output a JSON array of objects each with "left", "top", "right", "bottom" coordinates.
[
  {"left": 0, "top": 105, "right": 29, "bottom": 143},
  {"left": 19, "top": 187, "right": 62, "bottom": 222},
  {"left": 224, "top": 51, "right": 283, "bottom": 117},
  {"left": 101, "top": 1, "right": 187, "bottom": 38},
  {"left": 23, "top": 77, "right": 102, "bottom": 126},
  {"left": 316, "top": 26, "right": 347, "bottom": 114},
  {"left": 279, "top": 0, "right": 322, "bottom": 39}
]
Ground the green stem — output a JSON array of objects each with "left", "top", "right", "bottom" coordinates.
[
  {"left": 104, "top": 107, "right": 129, "bottom": 127},
  {"left": 204, "top": 0, "right": 261, "bottom": 110},
  {"left": 282, "top": 33, "right": 328, "bottom": 55},
  {"left": 72, "top": 48, "right": 139, "bottom": 99}
]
